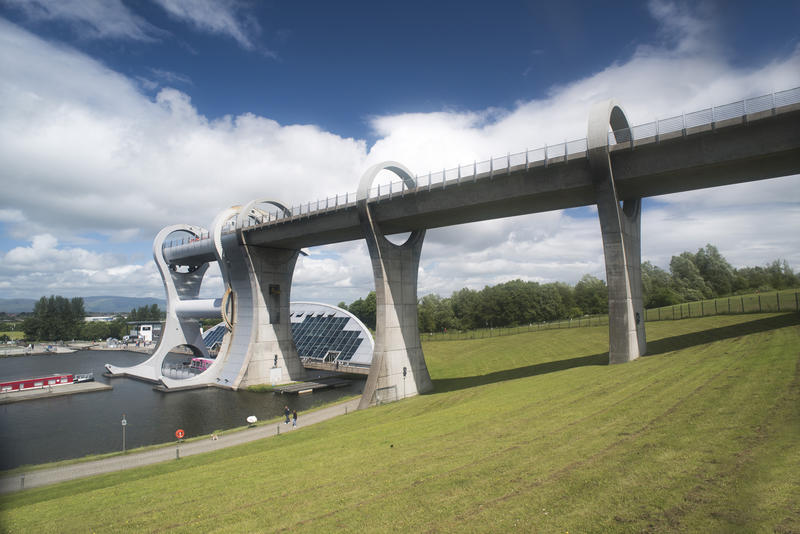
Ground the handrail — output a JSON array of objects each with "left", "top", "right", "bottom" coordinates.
[{"left": 162, "top": 86, "right": 800, "bottom": 250}]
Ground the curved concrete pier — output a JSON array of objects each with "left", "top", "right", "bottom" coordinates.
[
  {"left": 588, "top": 100, "right": 646, "bottom": 363},
  {"left": 356, "top": 162, "right": 433, "bottom": 408}
]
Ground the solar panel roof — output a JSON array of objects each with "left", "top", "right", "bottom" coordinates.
[{"left": 202, "top": 301, "right": 374, "bottom": 366}]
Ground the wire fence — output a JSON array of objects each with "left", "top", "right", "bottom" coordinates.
[
  {"left": 422, "top": 290, "right": 800, "bottom": 343},
  {"left": 422, "top": 314, "right": 610, "bottom": 342},
  {"left": 162, "top": 86, "right": 800, "bottom": 250},
  {"left": 643, "top": 290, "right": 800, "bottom": 321}
]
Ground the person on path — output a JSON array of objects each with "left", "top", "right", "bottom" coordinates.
[
  {"left": 284, "top": 405, "right": 290, "bottom": 424},
  {"left": 292, "top": 410, "right": 297, "bottom": 428}
]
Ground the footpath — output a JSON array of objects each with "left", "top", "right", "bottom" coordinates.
[{"left": 0, "top": 397, "right": 361, "bottom": 494}]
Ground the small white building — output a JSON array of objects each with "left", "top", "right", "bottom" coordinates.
[
  {"left": 125, "top": 322, "right": 162, "bottom": 344},
  {"left": 138, "top": 324, "right": 153, "bottom": 342}
]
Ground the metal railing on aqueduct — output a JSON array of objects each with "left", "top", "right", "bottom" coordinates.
[{"left": 163, "top": 87, "right": 800, "bottom": 249}]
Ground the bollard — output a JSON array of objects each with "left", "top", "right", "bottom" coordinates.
[
  {"left": 176, "top": 446, "right": 180, "bottom": 460},
  {"left": 345, "top": 406, "right": 347, "bottom": 415},
  {"left": 20, "top": 475, "right": 24, "bottom": 489},
  {"left": 277, "top": 424, "right": 280, "bottom": 435}
]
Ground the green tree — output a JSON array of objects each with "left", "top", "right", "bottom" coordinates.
[
  {"left": 765, "top": 259, "right": 798, "bottom": 290},
  {"left": 418, "top": 294, "right": 455, "bottom": 333},
  {"left": 641, "top": 262, "right": 680, "bottom": 307},
  {"left": 22, "top": 295, "right": 84, "bottom": 341},
  {"left": 450, "top": 288, "right": 481, "bottom": 330},
  {"left": 574, "top": 274, "right": 608, "bottom": 315},
  {"left": 670, "top": 253, "right": 712, "bottom": 301},
  {"left": 347, "top": 291, "right": 376, "bottom": 330},
  {"left": 693, "top": 244, "right": 735, "bottom": 296}
]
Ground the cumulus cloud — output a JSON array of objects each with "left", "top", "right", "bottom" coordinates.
[
  {"left": 0, "top": 1, "right": 799, "bottom": 303},
  {"left": 0, "top": 234, "right": 165, "bottom": 297},
  {"left": 0, "top": 18, "right": 368, "bottom": 244}
]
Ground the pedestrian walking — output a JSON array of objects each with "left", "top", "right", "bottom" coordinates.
[
  {"left": 284, "top": 405, "right": 290, "bottom": 424},
  {"left": 292, "top": 410, "right": 297, "bottom": 428}
]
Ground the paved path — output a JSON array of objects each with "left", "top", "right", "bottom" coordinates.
[{"left": 0, "top": 397, "right": 361, "bottom": 494}]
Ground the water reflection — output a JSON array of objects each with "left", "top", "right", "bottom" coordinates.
[{"left": 0, "top": 350, "right": 363, "bottom": 470}]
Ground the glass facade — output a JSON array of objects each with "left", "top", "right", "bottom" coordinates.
[{"left": 201, "top": 302, "right": 374, "bottom": 366}]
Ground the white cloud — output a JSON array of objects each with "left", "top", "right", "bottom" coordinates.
[
  {"left": 151, "top": 0, "right": 268, "bottom": 54},
  {"left": 1, "top": 0, "right": 164, "bottom": 41},
  {"left": 0, "top": 18, "right": 368, "bottom": 245},
  {"left": 0, "top": 2, "right": 799, "bottom": 304},
  {"left": 0, "top": 234, "right": 165, "bottom": 298}
]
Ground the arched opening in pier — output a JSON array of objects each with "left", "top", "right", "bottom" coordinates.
[{"left": 160, "top": 344, "right": 213, "bottom": 380}]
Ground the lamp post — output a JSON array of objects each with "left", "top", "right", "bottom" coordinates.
[{"left": 121, "top": 414, "right": 127, "bottom": 453}]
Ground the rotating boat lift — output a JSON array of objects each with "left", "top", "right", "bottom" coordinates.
[{"left": 105, "top": 200, "right": 309, "bottom": 390}]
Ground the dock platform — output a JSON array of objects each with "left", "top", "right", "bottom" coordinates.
[
  {"left": 0, "top": 381, "right": 112, "bottom": 404},
  {"left": 274, "top": 377, "right": 352, "bottom": 395}
]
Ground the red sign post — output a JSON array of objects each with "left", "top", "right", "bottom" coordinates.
[{"left": 175, "top": 429, "right": 185, "bottom": 439}]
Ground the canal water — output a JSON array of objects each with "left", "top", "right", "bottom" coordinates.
[{"left": 0, "top": 350, "right": 364, "bottom": 470}]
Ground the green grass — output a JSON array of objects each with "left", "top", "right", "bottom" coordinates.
[
  {"left": 645, "top": 288, "right": 800, "bottom": 321},
  {"left": 424, "top": 288, "right": 800, "bottom": 342},
  {"left": 0, "top": 331, "right": 24, "bottom": 340},
  {"left": 1, "top": 313, "right": 798, "bottom": 533}
]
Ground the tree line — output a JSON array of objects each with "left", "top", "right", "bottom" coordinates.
[
  {"left": 20, "top": 299, "right": 164, "bottom": 341},
  {"left": 340, "top": 245, "right": 800, "bottom": 334}
]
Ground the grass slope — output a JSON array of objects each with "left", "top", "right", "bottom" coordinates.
[{"left": 1, "top": 313, "right": 798, "bottom": 533}]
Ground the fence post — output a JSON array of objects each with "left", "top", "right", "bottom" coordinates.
[
  {"left": 758, "top": 294, "right": 762, "bottom": 312},
  {"left": 741, "top": 296, "right": 744, "bottom": 313},
  {"left": 728, "top": 297, "right": 731, "bottom": 314},
  {"left": 776, "top": 291, "right": 780, "bottom": 312}
]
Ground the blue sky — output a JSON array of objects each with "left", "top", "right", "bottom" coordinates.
[{"left": 0, "top": 0, "right": 799, "bottom": 303}]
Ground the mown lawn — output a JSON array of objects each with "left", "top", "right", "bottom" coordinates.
[{"left": 1, "top": 313, "right": 798, "bottom": 533}]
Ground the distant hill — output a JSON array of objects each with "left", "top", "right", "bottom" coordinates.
[
  {"left": 0, "top": 298, "right": 37, "bottom": 314},
  {"left": 0, "top": 296, "right": 166, "bottom": 314}
]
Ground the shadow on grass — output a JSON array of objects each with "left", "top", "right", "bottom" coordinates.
[
  {"left": 432, "top": 313, "right": 799, "bottom": 394},
  {"left": 644, "top": 313, "right": 799, "bottom": 357},
  {"left": 432, "top": 352, "right": 608, "bottom": 394}
]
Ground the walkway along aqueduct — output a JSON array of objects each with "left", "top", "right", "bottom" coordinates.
[{"left": 106, "top": 88, "right": 800, "bottom": 408}]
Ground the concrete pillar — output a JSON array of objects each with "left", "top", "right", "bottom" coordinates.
[
  {"left": 588, "top": 100, "right": 646, "bottom": 363},
  {"left": 210, "top": 202, "right": 307, "bottom": 389},
  {"left": 235, "top": 243, "right": 306, "bottom": 387},
  {"left": 357, "top": 162, "right": 433, "bottom": 408},
  {"left": 105, "top": 224, "right": 212, "bottom": 382}
]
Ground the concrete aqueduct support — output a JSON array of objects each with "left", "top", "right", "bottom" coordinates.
[
  {"left": 588, "top": 100, "right": 646, "bottom": 363},
  {"left": 231, "top": 199, "right": 307, "bottom": 388},
  {"left": 357, "top": 162, "right": 433, "bottom": 409},
  {"left": 105, "top": 224, "right": 219, "bottom": 382}
]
